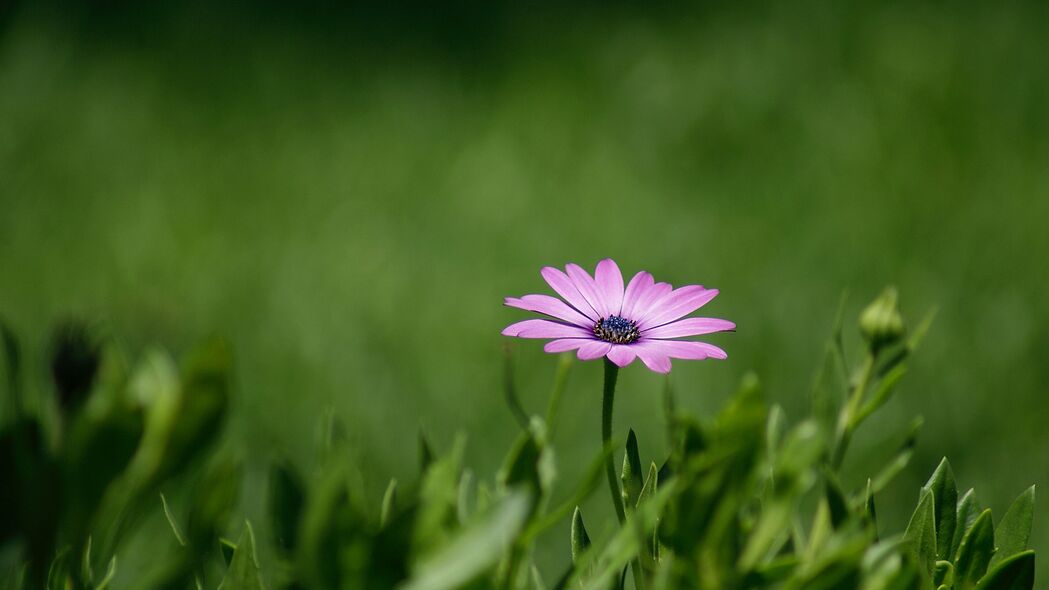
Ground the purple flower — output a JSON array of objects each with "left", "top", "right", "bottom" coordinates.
[{"left": 502, "top": 259, "right": 735, "bottom": 373}]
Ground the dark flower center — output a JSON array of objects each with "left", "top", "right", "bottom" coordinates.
[{"left": 593, "top": 315, "right": 640, "bottom": 344}]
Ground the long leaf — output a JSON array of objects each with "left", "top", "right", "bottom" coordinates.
[
  {"left": 923, "top": 458, "right": 957, "bottom": 559},
  {"left": 400, "top": 489, "right": 532, "bottom": 590},
  {"left": 217, "top": 521, "right": 264, "bottom": 590},
  {"left": 903, "top": 488, "right": 937, "bottom": 576},
  {"left": 955, "top": 509, "right": 995, "bottom": 590},
  {"left": 975, "top": 550, "right": 1035, "bottom": 590},
  {"left": 989, "top": 486, "right": 1034, "bottom": 568}
]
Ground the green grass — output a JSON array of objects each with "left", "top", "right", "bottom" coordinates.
[{"left": 1, "top": 1, "right": 1048, "bottom": 586}]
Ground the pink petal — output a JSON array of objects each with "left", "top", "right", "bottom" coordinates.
[
  {"left": 502, "top": 319, "right": 592, "bottom": 339},
  {"left": 635, "top": 339, "right": 728, "bottom": 360},
  {"left": 541, "top": 266, "right": 599, "bottom": 320},
  {"left": 594, "top": 259, "right": 625, "bottom": 316},
  {"left": 628, "top": 281, "right": 673, "bottom": 323},
  {"left": 637, "top": 287, "right": 719, "bottom": 329},
  {"left": 505, "top": 294, "right": 594, "bottom": 328},
  {"left": 643, "top": 317, "right": 736, "bottom": 339},
  {"left": 544, "top": 338, "right": 593, "bottom": 353},
  {"left": 634, "top": 347, "right": 672, "bottom": 373},
  {"left": 620, "top": 272, "right": 653, "bottom": 319},
  {"left": 606, "top": 345, "right": 637, "bottom": 367},
  {"left": 576, "top": 340, "right": 612, "bottom": 360},
  {"left": 565, "top": 263, "right": 609, "bottom": 319}
]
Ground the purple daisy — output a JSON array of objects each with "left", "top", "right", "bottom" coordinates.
[{"left": 502, "top": 259, "right": 735, "bottom": 373}]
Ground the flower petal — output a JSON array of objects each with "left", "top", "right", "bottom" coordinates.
[
  {"left": 565, "top": 263, "right": 609, "bottom": 319},
  {"left": 635, "top": 339, "right": 728, "bottom": 360},
  {"left": 576, "top": 340, "right": 612, "bottom": 360},
  {"left": 629, "top": 281, "right": 673, "bottom": 323},
  {"left": 502, "top": 319, "right": 592, "bottom": 339},
  {"left": 633, "top": 346, "right": 672, "bottom": 373},
  {"left": 543, "top": 338, "right": 593, "bottom": 353},
  {"left": 643, "top": 317, "right": 736, "bottom": 339},
  {"left": 541, "top": 266, "right": 599, "bottom": 320},
  {"left": 637, "top": 287, "right": 719, "bottom": 329},
  {"left": 606, "top": 345, "right": 637, "bottom": 367},
  {"left": 594, "top": 259, "right": 625, "bottom": 316},
  {"left": 505, "top": 294, "right": 594, "bottom": 328},
  {"left": 620, "top": 271, "right": 654, "bottom": 319}
]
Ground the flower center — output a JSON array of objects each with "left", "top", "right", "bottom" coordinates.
[{"left": 593, "top": 315, "right": 640, "bottom": 344}]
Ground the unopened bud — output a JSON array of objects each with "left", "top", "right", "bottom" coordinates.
[
  {"left": 50, "top": 320, "right": 100, "bottom": 410},
  {"left": 859, "top": 287, "right": 905, "bottom": 351}
]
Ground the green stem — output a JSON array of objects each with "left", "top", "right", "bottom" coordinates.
[
  {"left": 602, "top": 359, "right": 626, "bottom": 524},
  {"left": 831, "top": 352, "right": 876, "bottom": 470},
  {"left": 601, "top": 359, "right": 646, "bottom": 590}
]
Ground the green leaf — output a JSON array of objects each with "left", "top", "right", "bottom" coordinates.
[
  {"left": 297, "top": 462, "right": 355, "bottom": 588},
  {"left": 401, "top": 489, "right": 532, "bottom": 590},
  {"left": 863, "top": 478, "right": 878, "bottom": 539},
  {"left": 575, "top": 483, "right": 676, "bottom": 590},
  {"left": 81, "top": 535, "right": 94, "bottom": 585},
  {"left": 766, "top": 404, "right": 786, "bottom": 467},
  {"left": 923, "top": 458, "right": 957, "bottom": 559},
  {"left": 637, "top": 462, "right": 658, "bottom": 508},
  {"left": 824, "top": 474, "right": 850, "bottom": 529},
  {"left": 861, "top": 537, "right": 922, "bottom": 590},
  {"left": 519, "top": 443, "right": 614, "bottom": 544},
  {"left": 94, "top": 556, "right": 117, "bottom": 590},
  {"left": 903, "top": 487, "right": 937, "bottom": 576},
  {"left": 164, "top": 339, "right": 231, "bottom": 480},
  {"left": 124, "top": 341, "right": 230, "bottom": 491},
  {"left": 975, "top": 550, "right": 1035, "bottom": 590},
  {"left": 811, "top": 293, "right": 850, "bottom": 434},
  {"left": 530, "top": 563, "right": 547, "bottom": 590},
  {"left": 268, "top": 461, "right": 305, "bottom": 554},
  {"left": 47, "top": 547, "right": 72, "bottom": 590},
  {"left": 219, "top": 538, "right": 236, "bottom": 567},
  {"left": 186, "top": 457, "right": 242, "bottom": 549},
  {"left": 571, "top": 507, "right": 591, "bottom": 564},
  {"left": 989, "top": 486, "right": 1034, "bottom": 567},
  {"left": 955, "top": 509, "right": 995, "bottom": 590},
  {"left": 456, "top": 469, "right": 473, "bottom": 525},
  {"left": 871, "top": 418, "right": 922, "bottom": 493},
  {"left": 498, "top": 431, "right": 543, "bottom": 493},
  {"left": 620, "top": 429, "right": 644, "bottom": 509},
  {"left": 419, "top": 432, "right": 435, "bottom": 474},
  {"left": 218, "top": 521, "right": 264, "bottom": 590},
  {"left": 380, "top": 478, "right": 398, "bottom": 528},
  {"left": 952, "top": 489, "right": 982, "bottom": 561},
  {"left": 416, "top": 435, "right": 468, "bottom": 553},
  {"left": 906, "top": 307, "right": 938, "bottom": 351},
  {"left": 854, "top": 364, "right": 907, "bottom": 428},
  {"left": 160, "top": 493, "right": 188, "bottom": 546}
]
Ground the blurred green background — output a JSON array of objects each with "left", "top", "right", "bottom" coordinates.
[{"left": 2, "top": 0, "right": 1048, "bottom": 584}]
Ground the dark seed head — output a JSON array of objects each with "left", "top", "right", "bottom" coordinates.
[
  {"left": 593, "top": 315, "right": 640, "bottom": 344},
  {"left": 50, "top": 320, "right": 100, "bottom": 409}
]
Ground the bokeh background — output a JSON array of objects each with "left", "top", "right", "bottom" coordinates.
[{"left": 2, "top": 0, "right": 1048, "bottom": 584}]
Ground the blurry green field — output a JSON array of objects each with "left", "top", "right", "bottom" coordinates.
[{"left": 2, "top": 1, "right": 1048, "bottom": 585}]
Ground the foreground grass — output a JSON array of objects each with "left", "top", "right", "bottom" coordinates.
[{"left": 0, "top": 291, "right": 1037, "bottom": 589}]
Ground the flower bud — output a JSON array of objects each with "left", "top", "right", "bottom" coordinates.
[
  {"left": 49, "top": 320, "right": 100, "bottom": 410},
  {"left": 859, "top": 287, "right": 905, "bottom": 351}
]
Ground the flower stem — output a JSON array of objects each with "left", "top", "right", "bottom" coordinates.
[
  {"left": 602, "top": 359, "right": 626, "bottom": 524},
  {"left": 602, "top": 359, "right": 647, "bottom": 590},
  {"left": 831, "top": 352, "right": 877, "bottom": 470}
]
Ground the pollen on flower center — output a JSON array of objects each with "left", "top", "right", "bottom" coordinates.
[{"left": 593, "top": 315, "right": 640, "bottom": 344}]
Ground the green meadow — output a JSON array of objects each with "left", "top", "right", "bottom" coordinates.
[{"left": 1, "top": 2, "right": 1048, "bottom": 587}]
